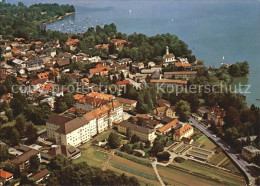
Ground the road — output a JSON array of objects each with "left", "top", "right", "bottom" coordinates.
[{"left": 189, "top": 117, "right": 256, "bottom": 186}]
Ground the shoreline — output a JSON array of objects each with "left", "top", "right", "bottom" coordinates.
[{"left": 42, "top": 12, "right": 75, "bottom": 24}]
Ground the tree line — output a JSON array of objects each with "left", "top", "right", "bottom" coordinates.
[{"left": 0, "top": 2, "right": 74, "bottom": 40}]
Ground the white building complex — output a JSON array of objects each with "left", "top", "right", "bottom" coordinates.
[{"left": 46, "top": 101, "right": 123, "bottom": 147}]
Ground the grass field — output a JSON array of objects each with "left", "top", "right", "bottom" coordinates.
[
  {"left": 196, "top": 135, "right": 216, "bottom": 150},
  {"left": 73, "top": 146, "right": 109, "bottom": 168},
  {"left": 78, "top": 129, "right": 116, "bottom": 149},
  {"left": 167, "top": 160, "right": 245, "bottom": 185},
  {"left": 108, "top": 155, "right": 159, "bottom": 185},
  {"left": 210, "top": 152, "right": 226, "bottom": 164}
]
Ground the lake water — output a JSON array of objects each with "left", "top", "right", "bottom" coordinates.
[{"left": 8, "top": 0, "right": 260, "bottom": 107}]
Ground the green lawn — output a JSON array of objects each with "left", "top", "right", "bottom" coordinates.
[
  {"left": 73, "top": 146, "right": 109, "bottom": 168},
  {"left": 35, "top": 125, "right": 46, "bottom": 131},
  {"left": 110, "top": 162, "right": 157, "bottom": 181},
  {"left": 195, "top": 135, "right": 216, "bottom": 150},
  {"left": 96, "top": 129, "right": 117, "bottom": 142}
]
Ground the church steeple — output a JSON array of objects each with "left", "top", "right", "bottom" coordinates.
[{"left": 166, "top": 46, "right": 169, "bottom": 55}]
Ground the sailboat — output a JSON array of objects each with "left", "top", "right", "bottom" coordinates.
[{"left": 128, "top": 9, "right": 132, "bottom": 14}]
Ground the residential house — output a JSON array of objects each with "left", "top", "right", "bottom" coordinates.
[
  {"left": 26, "top": 58, "right": 44, "bottom": 71},
  {"left": 242, "top": 146, "right": 260, "bottom": 161},
  {"left": 87, "top": 92, "right": 114, "bottom": 100},
  {"left": 173, "top": 123, "right": 193, "bottom": 141},
  {"left": 206, "top": 106, "right": 225, "bottom": 126},
  {"left": 114, "top": 97, "right": 137, "bottom": 111},
  {"left": 164, "top": 71, "right": 197, "bottom": 79},
  {"left": 0, "top": 69, "right": 16, "bottom": 80},
  {"left": 148, "top": 62, "right": 156, "bottom": 68},
  {"left": 0, "top": 169, "right": 13, "bottom": 184},
  {"left": 157, "top": 119, "right": 178, "bottom": 135},
  {"left": 12, "top": 58, "right": 25, "bottom": 68},
  {"left": 66, "top": 38, "right": 80, "bottom": 51},
  {"left": 37, "top": 71, "right": 50, "bottom": 79},
  {"left": 117, "top": 121, "right": 157, "bottom": 142},
  {"left": 110, "top": 39, "right": 127, "bottom": 50},
  {"left": 11, "top": 149, "right": 41, "bottom": 172},
  {"left": 156, "top": 99, "right": 170, "bottom": 107},
  {"left": 0, "top": 93, "right": 13, "bottom": 103},
  {"left": 94, "top": 44, "right": 109, "bottom": 51},
  {"left": 31, "top": 169, "right": 50, "bottom": 184},
  {"left": 46, "top": 48, "right": 56, "bottom": 58},
  {"left": 133, "top": 62, "right": 145, "bottom": 69},
  {"left": 174, "top": 62, "right": 191, "bottom": 68},
  {"left": 86, "top": 56, "right": 101, "bottom": 63},
  {"left": 89, "top": 66, "right": 110, "bottom": 76}
]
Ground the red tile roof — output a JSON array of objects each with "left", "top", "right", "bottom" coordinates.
[
  {"left": 150, "top": 79, "right": 187, "bottom": 85},
  {"left": 37, "top": 71, "right": 50, "bottom": 79},
  {"left": 87, "top": 92, "right": 114, "bottom": 101},
  {"left": 89, "top": 66, "right": 110, "bottom": 74},
  {"left": 73, "top": 94, "right": 85, "bottom": 101},
  {"left": 0, "top": 169, "right": 13, "bottom": 179},
  {"left": 17, "top": 77, "right": 27, "bottom": 83},
  {"left": 40, "top": 84, "right": 53, "bottom": 91},
  {"left": 164, "top": 71, "right": 197, "bottom": 75},
  {"left": 158, "top": 119, "right": 178, "bottom": 133},
  {"left": 174, "top": 62, "right": 191, "bottom": 68},
  {"left": 66, "top": 38, "right": 80, "bottom": 46},
  {"left": 116, "top": 80, "right": 130, "bottom": 86},
  {"left": 175, "top": 124, "right": 193, "bottom": 136}
]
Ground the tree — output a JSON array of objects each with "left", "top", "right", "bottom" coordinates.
[
  {"left": 59, "top": 74, "right": 72, "bottom": 85},
  {"left": 20, "top": 173, "right": 35, "bottom": 185},
  {"left": 25, "top": 123, "right": 38, "bottom": 144},
  {"left": 108, "top": 133, "right": 121, "bottom": 149},
  {"left": 223, "top": 107, "right": 242, "bottom": 129},
  {"left": 131, "top": 134, "right": 140, "bottom": 144},
  {"left": 126, "top": 128, "right": 132, "bottom": 139},
  {"left": 14, "top": 114, "right": 26, "bottom": 136},
  {"left": 63, "top": 93, "right": 75, "bottom": 108},
  {"left": 140, "top": 142, "right": 144, "bottom": 150},
  {"left": 228, "top": 64, "right": 241, "bottom": 77},
  {"left": 50, "top": 154, "right": 71, "bottom": 171},
  {"left": 156, "top": 151, "right": 170, "bottom": 162},
  {"left": 55, "top": 97, "right": 68, "bottom": 113},
  {"left": 120, "top": 71, "right": 125, "bottom": 81},
  {"left": 175, "top": 100, "right": 191, "bottom": 122},
  {"left": 29, "top": 155, "right": 40, "bottom": 173},
  {"left": 150, "top": 140, "right": 164, "bottom": 156},
  {"left": 10, "top": 128, "right": 20, "bottom": 145},
  {"left": 0, "top": 144, "right": 10, "bottom": 162},
  {"left": 239, "top": 61, "right": 249, "bottom": 76},
  {"left": 121, "top": 144, "right": 133, "bottom": 154},
  {"left": 197, "top": 59, "right": 204, "bottom": 65}
]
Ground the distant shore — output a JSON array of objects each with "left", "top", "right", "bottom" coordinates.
[{"left": 42, "top": 12, "right": 75, "bottom": 24}]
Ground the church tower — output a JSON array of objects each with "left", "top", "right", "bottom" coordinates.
[{"left": 166, "top": 46, "right": 169, "bottom": 55}]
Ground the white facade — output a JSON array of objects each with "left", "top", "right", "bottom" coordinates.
[{"left": 46, "top": 104, "right": 123, "bottom": 147}]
